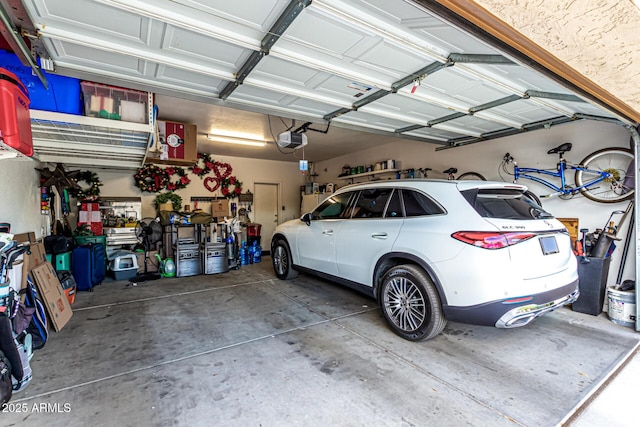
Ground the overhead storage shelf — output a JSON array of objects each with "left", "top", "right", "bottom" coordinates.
[{"left": 29, "top": 110, "right": 153, "bottom": 169}]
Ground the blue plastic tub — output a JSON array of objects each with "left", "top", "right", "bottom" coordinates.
[{"left": 0, "top": 50, "right": 82, "bottom": 114}]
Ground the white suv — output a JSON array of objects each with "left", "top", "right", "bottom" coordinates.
[{"left": 271, "top": 180, "right": 579, "bottom": 341}]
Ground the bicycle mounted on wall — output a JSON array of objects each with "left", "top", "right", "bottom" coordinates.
[{"left": 500, "top": 143, "right": 635, "bottom": 204}]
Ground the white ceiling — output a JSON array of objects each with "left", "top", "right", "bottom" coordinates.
[{"left": 4, "top": 0, "right": 631, "bottom": 165}]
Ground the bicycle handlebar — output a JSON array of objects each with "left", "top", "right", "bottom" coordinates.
[{"left": 503, "top": 153, "right": 514, "bottom": 162}]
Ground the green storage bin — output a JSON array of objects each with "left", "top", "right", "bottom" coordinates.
[{"left": 46, "top": 251, "right": 72, "bottom": 271}]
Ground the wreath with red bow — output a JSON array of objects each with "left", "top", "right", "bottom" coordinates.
[
  {"left": 134, "top": 164, "right": 170, "bottom": 193},
  {"left": 189, "top": 153, "right": 214, "bottom": 178},
  {"left": 221, "top": 176, "right": 243, "bottom": 199},
  {"left": 165, "top": 166, "right": 191, "bottom": 191}
]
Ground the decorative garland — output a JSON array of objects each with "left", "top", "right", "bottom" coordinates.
[
  {"left": 165, "top": 166, "right": 191, "bottom": 191},
  {"left": 134, "top": 164, "right": 170, "bottom": 193},
  {"left": 189, "top": 152, "right": 214, "bottom": 178},
  {"left": 68, "top": 171, "right": 102, "bottom": 201},
  {"left": 220, "top": 176, "right": 243, "bottom": 199}
]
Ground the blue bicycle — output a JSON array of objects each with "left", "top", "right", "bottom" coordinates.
[{"left": 500, "top": 143, "right": 635, "bottom": 204}]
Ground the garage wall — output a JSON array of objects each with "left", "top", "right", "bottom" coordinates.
[
  {"left": 313, "top": 120, "right": 635, "bottom": 287},
  {"left": 88, "top": 155, "right": 306, "bottom": 223},
  {"left": 474, "top": 0, "right": 640, "bottom": 117},
  {"left": 0, "top": 159, "right": 43, "bottom": 237}
]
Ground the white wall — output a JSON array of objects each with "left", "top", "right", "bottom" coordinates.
[
  {"left": 0, "top": 159, "right": 44, "bottom": 237},
  {"left": 93, "top": 155, "right": 306, "bottom": 223},
  {"left": 314, "top": 120, "right": 636, "bottom": 287}
]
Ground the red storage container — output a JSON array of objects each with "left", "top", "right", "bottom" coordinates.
[
  {"left": 0, "top": 67, "right": 32, "bottom": 156},
  {"left": 246, "top": 223, "right": 262, "bottom": 237}
]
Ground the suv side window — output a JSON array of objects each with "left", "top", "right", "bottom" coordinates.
[
  {"left": 351, "top": 188, "right": 392, "bottom": 218},
  {"left": 402, "top": 189, "right": 445, "bottom": 216},
  {"left": 311, "top": 192, "right": 356, "bottom": 219},
  {"left": 384, "top": 189, "right": 403, "bottom": 218}
]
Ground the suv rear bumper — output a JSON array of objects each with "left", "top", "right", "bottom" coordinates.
[{"left": 443, "top": 280, "right": 580, "bottom": 327}]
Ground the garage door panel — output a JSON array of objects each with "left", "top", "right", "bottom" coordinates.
[
  {"left": 161, "top": 26, "right": 250, "bottom": 72},
  {"left": 334, "top": 110, "right": 415, "bottom": 132},
  {"left": 405, "top": 127, "right": 464, "bottom": 141},
  {"left": 230, "top": 85, "right": 337, "bottom": 117},
  {"left": 27, "top": 0, "right": 148, "bottom": 41}
]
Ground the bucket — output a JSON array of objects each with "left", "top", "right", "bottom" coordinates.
[{"left": 607, "top": 288, "right": 636, "bottom": 328}]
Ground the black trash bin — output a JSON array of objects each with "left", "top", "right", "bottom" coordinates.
[{"left": 572, "top": 257, "right": 611, "bottom": 315}]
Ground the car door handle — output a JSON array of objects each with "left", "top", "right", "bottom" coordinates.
[
  {"left": 322, "top": 230, "right": 334, "bottom": 235},
  {"left": 371, "top": 233, "right": 388, "bottom": 239}
]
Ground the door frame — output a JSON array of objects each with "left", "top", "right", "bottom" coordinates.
[{"left": 253, "top": 181, "right": 281, "bottom": 253}]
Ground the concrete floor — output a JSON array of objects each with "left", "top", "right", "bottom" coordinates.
[{"left": 4, "top": 257, "right": 639, "bottom": 427}]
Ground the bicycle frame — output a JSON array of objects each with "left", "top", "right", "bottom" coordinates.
[{"left": 512, "top": 159, "right": 610, "bottom": 197}]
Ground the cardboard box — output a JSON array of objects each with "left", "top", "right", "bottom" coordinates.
[
  {"left": 31, "top": 262, "right": 73, "bottom": 332},
  {"left": 136, "top": 250, "right": 159, "bottom": 273},
  {"left": 19, "top": 241, "right": 47, "bottom": 292},
  {"left": 14, "top": 232, "right": 36, "bottom": 243},
  {"left": 147, "top": 120, "right": 198, "bottom": 166},
  {"left": 212, "top": 199, "right": 229, "bottom": 218}
]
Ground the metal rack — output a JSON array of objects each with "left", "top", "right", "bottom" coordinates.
[{"left": 28, "top": 93, "right": 154, "bottom": 169}]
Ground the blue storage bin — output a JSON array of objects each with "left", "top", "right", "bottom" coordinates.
[{"left": 0, "top": 50, "right": 82, "bottom": 114}]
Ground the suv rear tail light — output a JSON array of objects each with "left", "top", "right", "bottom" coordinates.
[{"left": 451, "top": 231, "right": 536, "bottom": 249}]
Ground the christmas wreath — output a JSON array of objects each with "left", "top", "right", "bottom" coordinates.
[
  {"left": 220, "top": 176, "right": 243, "bottom": 199},
  {"left": 134, "top": 164, "right": 170, "bottom": 193},
  {"left": 68, "top": 171, "right": 102, "bottom": 201},
  {"left": 165, "top": 166, "right": 191, "bottom": 191},
  {"left": 189, "top": 152, "right": 214, "bottom": 178}
]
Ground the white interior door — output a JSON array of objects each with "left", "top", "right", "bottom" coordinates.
[{"left": 254, "top": 183, "right": 279, "bottom": 252}]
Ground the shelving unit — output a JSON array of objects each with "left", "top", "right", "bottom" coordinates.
[
  {"left": 338, "top": 169, "right": 399, "bottom": 183},
  {"left": 29, "top": 97, "right": 154, "bottom": 169}
]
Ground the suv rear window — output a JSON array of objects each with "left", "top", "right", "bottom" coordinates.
[
  {"left": 402, "top": 190, "right": 445, "bottom": 216},
  {"left": 461, "top": 188, "right": 553, "bottom": 220}
]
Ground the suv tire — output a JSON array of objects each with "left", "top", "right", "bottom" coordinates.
[
  {"left": 380, "top": 264, "right": 446, "bottom": 341},
  {"left": 272, "top": 238, "right": 299, "bottom": 280}
]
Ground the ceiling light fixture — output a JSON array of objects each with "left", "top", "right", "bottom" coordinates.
[{"left": 207, "top": 134, "right": 268, "bottom": 147}]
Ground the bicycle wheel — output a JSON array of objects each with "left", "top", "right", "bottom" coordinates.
[
  {"left": 457, "top": 171, "right": 486, "bottom": 181},
  {"left": 575, "top": 147, "right": 634, "bottom": 203},
  {"left": 524, "top": 190, "right": 542, "bottom": 207}
]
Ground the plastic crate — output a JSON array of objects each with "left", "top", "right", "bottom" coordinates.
[
  {"left": 0, "top": 50, "right": 82, "bottom": 114},
  {"left": 0, "top": 67, "right": 33, "bottom": 156},
  {"left": 80, "top": 81, "right": 148, "bottom": 123}
]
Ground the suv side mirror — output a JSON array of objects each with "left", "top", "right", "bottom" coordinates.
[{"left": 301, "top": 212, "right": 312, "bottom": 226}]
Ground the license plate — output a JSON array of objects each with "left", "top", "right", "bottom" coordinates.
[{"left": 539, "top": 236, "right": 559, "bottom": 255}]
